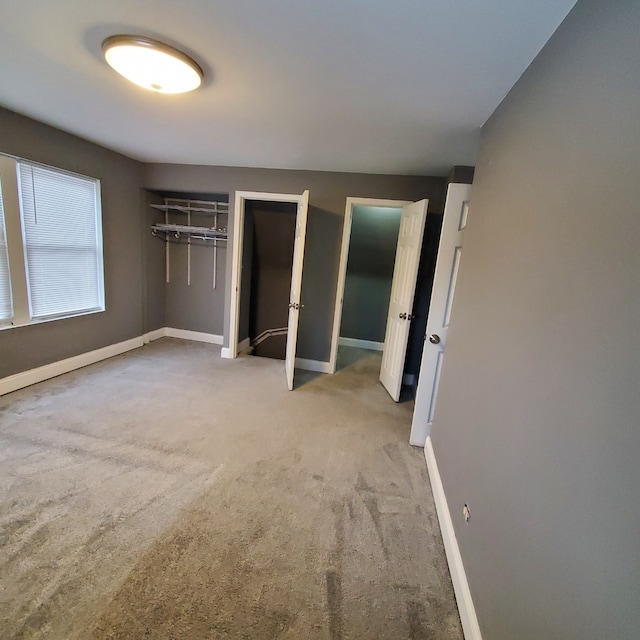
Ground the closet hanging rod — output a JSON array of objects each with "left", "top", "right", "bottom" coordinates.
[
  {"left": 151, "top": 233, "right": 227, "bottom": 243},
  {"left": 151, "top": 223, "right": 227, "bottom": 240},
  {"left": 190, "top": 235, "right": 227, "bottom": 242}
]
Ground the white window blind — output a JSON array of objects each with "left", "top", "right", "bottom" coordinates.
[
  {"left": 19, "top": 163, "right": 103, "bottom": 320},
  {"left": 0, "top": 178, "right": 13, "bottom": 322}
]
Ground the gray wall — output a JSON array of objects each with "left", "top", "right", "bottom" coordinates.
[
  {"left": 143, "top": 164, "right": 445, "bottom": 362},
  {"left": 0, "top": 107, "right": 144, "bottom": 378},
  {"left": 429, "top": 1, "right": 640, "bottom": 638},
  {"left": 164, "top": 231, "right": 226, "bottom": 335},
  {"left": 341, "top": 206, "right": 401, "bottom": 343}
]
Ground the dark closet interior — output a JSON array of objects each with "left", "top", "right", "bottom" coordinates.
[{"left": 240, "top": 200, "right": 297, "bottom": 360}]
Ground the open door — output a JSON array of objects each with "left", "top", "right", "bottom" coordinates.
[
  {"left": 284, "top": 190, "right": 310, "bottom": 390},
  {"left": 409, "top": 183, "right": 471, "bottom": 445},
  {"left": 379, "top": 199, "right": 429, "bottom": 401}
]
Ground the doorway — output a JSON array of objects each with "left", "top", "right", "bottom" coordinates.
[
  {"left": 330, "top": 197, "right": 431, "bottom": 401},
  {"left": 330, "top": 198, "right": 410, "bottom": 374},
  {"left": 334, "top": 203, "right": 403, "bottom": 376},
  {"left": 240, "top": 200, "right": 297, "bottom": 360},
  {"left": 329, "top": 198, "right": 433, "bottom": 402},
  {"left": 227, "top": 190, "right": 309, "bottom": 391}
]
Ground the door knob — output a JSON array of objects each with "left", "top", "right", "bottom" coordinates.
[
  {"left": 399, "top": 312, "right": 407, "bottom": 320},
  {"left": 429, "top": 334, "right": 441, "bottom": 344}
]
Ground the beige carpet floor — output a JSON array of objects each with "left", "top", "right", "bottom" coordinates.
[{"left": 0, "top": 339, "right": 463, "bottom": 639}]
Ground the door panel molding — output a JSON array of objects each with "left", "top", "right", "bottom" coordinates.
[
  {"left": 285, "top": 190, "right": 309, "bottom": 390},
  {"left": 379, "top": 199, "right": 429, "bottom": 401},
  {"left": 410, "top": 183, "right": 472, "bottom": 446}
]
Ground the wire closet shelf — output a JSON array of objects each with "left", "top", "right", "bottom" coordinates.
[{"left": 150, "top": 197, "right": 229, "bottom": 288}]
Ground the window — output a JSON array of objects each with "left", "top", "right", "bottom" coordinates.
[
  {"left": 0, "top": 154, "right": 104, "bottom": 327},
  {"left": 0, "top": 179, "right": 13, "bottom": 321}
]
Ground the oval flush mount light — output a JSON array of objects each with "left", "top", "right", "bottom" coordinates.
[{"left": 102, "top": 35, "right": 203, "bottom": 94}]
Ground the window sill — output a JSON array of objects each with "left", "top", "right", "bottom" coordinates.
[{"left": 0, "top": 307, "right": 105, "bottom": 331}]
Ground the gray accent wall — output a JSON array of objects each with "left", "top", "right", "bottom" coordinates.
[
  {"left": 446, "top": 165, "right": 474, "bottom": 186},
  {"left": 340, "top": 206, "right": 401, "bottom": 343},
  {"left": 429, "top": 1, "right": 640, "bottom": 638},
  {"left": 163, "top": 225, "right": 226, "bottom": 335},
  {"left": 143, "top": 164, "right": 445, "bottom": 362},
  {"left": 0, "top": 107, "right": 144, "bottom": 378}
]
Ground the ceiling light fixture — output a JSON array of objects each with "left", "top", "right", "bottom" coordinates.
[{"left": 102, "top": 35, "right": 203, "bottom": 94}]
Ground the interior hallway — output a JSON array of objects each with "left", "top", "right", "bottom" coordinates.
[{"left": 0, "top": 339, "right": 462, "bottom": 639}]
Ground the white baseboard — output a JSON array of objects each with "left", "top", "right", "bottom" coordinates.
[
  {"left": 0, "top": 336, "right": 143, "bottom": 396},
  {"left": 217, "top": 351, "right": 331, "bottom": 373},
  {"left": 295, "top": 358, "right": 332, "bottom": 374},
  {"left": 237, "top": 337, "right": 251, "bottom": 352},
  {"left": 143, "top": 327, "right": 167, "bottom": 344},
  {"left": 424, "top": 437, "right": 482, "bottom": 640},
  {"left": 0, "top": 327, "right": 227, "bottom": 396},
  {"left": 338, "top": 337, "right": 384, "bottom": 351},
  {"left": 165, "top": 328, "right": 223, "bottom": 345},
  {"left": 144, "top": 327, "right": 223, "bottom": 346},
  {"left": 403, "top": 373, "right": 416, "bottom": 386}
]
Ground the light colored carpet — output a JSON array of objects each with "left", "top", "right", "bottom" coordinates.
[{"left": 0, "top": 339, "right": 462, "bottom": 639}]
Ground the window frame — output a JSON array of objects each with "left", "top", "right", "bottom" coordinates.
[{"left": 0, "top": 153, "right": 105, "bottom": 330}]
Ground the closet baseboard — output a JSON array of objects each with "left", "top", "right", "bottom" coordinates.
[
  {"left": 143, "top": 328, "right": 167, "bottom": 343},
  {"left": 295, "top": 358, "right": 332, "bottom": 374},
  {"left": 165, "top": 328, "right": 223, "bottom": 344},
  {"left": 338, "top": 337, "right": 384, "bottom": 351},
  {"left": 144, "top": 328, "right": 224, "bottom": 346}
]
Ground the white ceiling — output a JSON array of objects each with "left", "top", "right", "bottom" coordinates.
[{"left": 0, "top": 0, "right": 577, "bottom": 175}]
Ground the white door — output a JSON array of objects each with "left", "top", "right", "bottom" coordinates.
[
  {"left": 285, "top": 190, "right": 310, "bottom": 390},
  {"left": 409, "top": 183, "right": 471, "bottom": 446},
  {"left": 379, "top": 199, "right": 429, "bottom": 401}
]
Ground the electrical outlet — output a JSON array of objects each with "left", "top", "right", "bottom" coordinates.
[{"left": 463, "top": 504, "right": 471, "bottom": 523}]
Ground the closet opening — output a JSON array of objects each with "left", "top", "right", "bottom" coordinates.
[
  {"left": 239, "top": 200, "right": 298, "bottom": 360},
  {"left": 144, "top": 189, "right": 229, "bottom": 337},
  {"left": 330, "top": 197, "right": 438, "bottom": 402},
  {"left": 338, "top": 205, "right": 402, "bottom": 358}
]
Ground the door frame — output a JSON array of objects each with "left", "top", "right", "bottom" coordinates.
[
  {"left": 328, "top": 197, "right": 411, "bottom": 374},
  {"left": 226, "top": 190, "right": 307, "bottom": 359}
]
